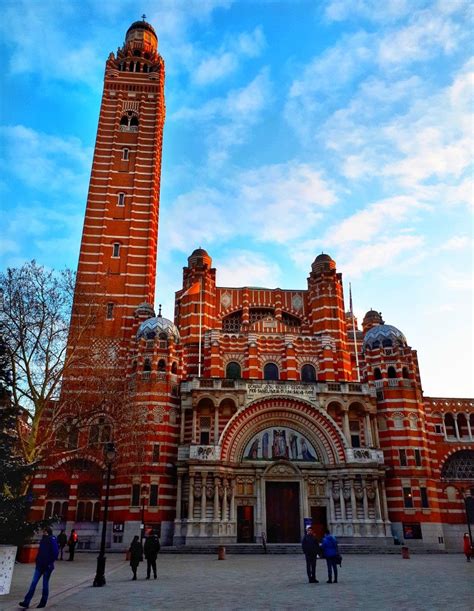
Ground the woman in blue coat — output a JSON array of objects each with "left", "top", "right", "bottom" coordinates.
[{"left": 321, "top": 529, "right": 339, "bottom": 583}]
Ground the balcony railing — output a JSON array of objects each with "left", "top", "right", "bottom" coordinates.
[
  {"left": 346, "top": 448, "right": 384, "bottom": 464},
  {"left": 188, "top": 445, "right": 221, "bottom": 460},
  {"left": 182, "top": 378, "right": 373, "bottom": 397}
]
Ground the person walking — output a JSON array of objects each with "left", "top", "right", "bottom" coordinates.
[
  {"left": 19, "top": 527, "right": 59, "bottom": 609},
  {"left": 144, "top": 531, "right": 160, "bottom": 579},
  {"left": 321, "top": 529, "right": 339, "bottom": 584},
  {"left": 129, "top": 535, "right": 144, "bottom": 580},
  {"left": 57, "top": 530, "right": 67, "bottom": 560},
  {"left": 301, "top": 526, "right": 320, "bottom": 583},
  {"left": 67, "top": 529, "right": 78, "bottom": 561},
  {"left": 463, "top": 532, "right": 472, "bottom": 562}
]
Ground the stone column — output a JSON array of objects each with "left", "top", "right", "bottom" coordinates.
[
  {"left": 230, "top": 479, "right": 236, "bottom": 535},
  {"left": 256, "top": 475, "right": 262, "bottom": 536},
  {"left": 175, "top": 474, "right": 183, "bottom": 520},
  {"left": 362, "top": 480, "right": 369, "bottom": 520},
  {"left": 374, "top": 480, "right": 385, "bottom": 536},
  {"left": 180, "top": 408, "right": 186, "bottom": 443},
  {"left": 192, "top": 408, "right": 197, "bottom": 443},
  {"left": 442, "top": 415, "right": 448, "bottom": 440},
  {"left": 223, "top": 481, "right": 228, "bottom": 522},
  {"left": 350, "top": 479, "right": 359, "bottom": 536},
  {"left": 200, "top": 473, "right": 207, "bottom": 535},
  {"left": 214, "top": 406, "right": 219, "bottom": 443},
  {"left": 339, "top": 481, "right": 346, "bottom": 522},
  {"left": 329, "top": 481, "right": 336, "bottom": 524},
  {"left": 467, "top": 415, "right": 473, "bottom": 440},
  {"left": 454, "top": 414, "right": 460, "bottom": 440},
  {"left": 364, "top": 412, "right": 373, "bottom": 447},
  {"left": 342, "top": 408, "right": 351, "bottom": 445},
  {"left": 372, "top": 416, "right": 380, "bottom": 447},
  {"left": 188, "top": 475, "right": 195, "bottom": 520},
  {"left": 381, "top": 482, "right": 390, "bottom": 523},
  {"left": 214, "top": 477, "right": 220, "bottom": 521}
]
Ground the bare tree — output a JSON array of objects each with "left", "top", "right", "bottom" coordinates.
[{"left": 0, "top": 261, "right": 100, "bottom": 466}]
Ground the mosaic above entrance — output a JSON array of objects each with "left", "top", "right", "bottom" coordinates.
[{"left": 243, "top": 427, "right": 318, "bottom": 461}]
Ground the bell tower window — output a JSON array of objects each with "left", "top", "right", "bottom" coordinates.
[
  {"left": 122, "top": 148, "right": 129, "bottom": 161},
  {"left": 117, "top": 193, "right": 125, "bottom": 207},
  {"left": 112, "top": 243, "right": 120, "bottom": 258},
  {"left": 119, "top": 112, "right": 139, "bottom": 132}
]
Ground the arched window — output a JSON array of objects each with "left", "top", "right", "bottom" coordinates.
[
  {"left": 387, "top": 366, "right": 397, "bottom": 379},
  {"left": 263, "top": 363, "right": 279, "bottom": 381},
  {"left": 226, "top": 362, "right": 241, "bottom": 379},
  {"left": 119, "top": 112, "right": 139, "bottom": 131},
  {"left": 56, "top": 419, "right": 78, "bottom": 450},
  {"left": 112, "top": 242, "right": 120, "bottom": 257},
  {"left": 301, "top": 364, "right": 316, "bottom": 382},
  {"left": 76, "top": 483, "right": 101, "bottom": 522},
  {"left": 444, "top": 413, "right": 456, "bottom": 438},
  {"left": 171, "top": 362, "right": 177, "bottom": 374},
  {"left": 143, "top": 358, "right": 152, "bottom": 372},
  {"left": 441, "top": 450, "right": 474, "bottom": 480},
  {"left": 158, "top": 359, "right": 166, "bottom": 372},
  {"left": 402, "top": 367, "right": 410, "bottom": 379},
  {"left": 374, "top": 368, "right": 382, "bottom": 380},
  {"left": 89, "top": 417, "right": 112, "bottom": 446},
  {"left": 382, "top": 339, "right": 392, "bottom": 347},
  {"left": 122, "top": 149, "right": 129, "bottom": 161}
]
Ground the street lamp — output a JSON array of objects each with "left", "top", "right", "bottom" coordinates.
[
  {"left": 140, "top": 484, "right": 149, "bottom": 541},
  {"left": 93, "top": 441, "right": 116, "bottom": 587}
]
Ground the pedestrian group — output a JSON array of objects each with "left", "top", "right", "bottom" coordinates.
[{"left": 301, "top": 527, "right": 341, "bottom": 584}]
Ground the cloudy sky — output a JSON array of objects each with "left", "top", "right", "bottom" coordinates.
[{"left": 0, "top": 0, "right": 472, "bottom": 397}]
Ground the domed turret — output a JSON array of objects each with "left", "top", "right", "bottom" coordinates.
[
  {"left": 362, "top": 309, "right": 384, "bottom": 332},
  {"left": 134, "top": 302, "right": 155, "bottom": 318},
  {"left": 137, "top": 311, "right": 180, "bottom": 343},
  {"left": 125, "top": 18, "right": 158, "bottom": 54},
  {"left": 311, "top": 253, "right": 336, "bottom": 275},
  {"left": 188, "top": 248, "right": 212, "bottom": 268},
  {"left": 363, "top": 324, "right": 407, "bottom": 351}
]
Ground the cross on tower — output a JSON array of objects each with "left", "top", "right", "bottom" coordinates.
[{"left": 141, "top": 13, "right": 146, "bottom": 21}]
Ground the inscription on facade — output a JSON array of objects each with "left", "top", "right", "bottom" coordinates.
[{"left": 247, "top": 383, "right": 316, "bottom": 402}]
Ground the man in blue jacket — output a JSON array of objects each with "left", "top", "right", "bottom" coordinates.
[
  {"left": 321, "top": 529, "right": 339, "bottom": 584},
  {"left": 19, "top": 527, "right": 59, "bottom": 608},
  {"left": 301, "top": 526, "right": 321, "bottom": 583}
]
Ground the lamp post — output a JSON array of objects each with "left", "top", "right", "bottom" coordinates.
[
  {"left": 93, "top": 441, "right": 116, "bottom": 587},
  {"left": 140, "top": 484, "right": 149, "bottom": 541}
]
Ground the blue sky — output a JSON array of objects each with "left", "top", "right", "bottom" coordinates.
[{"left": 1, "top": 0, "right": 472, "bottom": 397}]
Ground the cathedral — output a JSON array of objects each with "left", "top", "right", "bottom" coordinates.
[{"left": 28, "top": 20, "right": 473, "bottom": 556}]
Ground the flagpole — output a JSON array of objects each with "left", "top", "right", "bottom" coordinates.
[
  {"left": 350, "top": 282, "right": 361, "bottom": 382},
  {"left": 198, "top": 277, "right": 203, "bottom": 378}
]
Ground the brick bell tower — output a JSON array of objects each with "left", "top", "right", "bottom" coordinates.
[{"left": 66, "top": 18, "right": 165, "bottom": 378}]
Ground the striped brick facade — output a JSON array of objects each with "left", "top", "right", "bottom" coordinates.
[{"left": 28, "top": 21, "right": 473, "bottom": 555}]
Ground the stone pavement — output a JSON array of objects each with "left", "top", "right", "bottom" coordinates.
[{"left": 1, "top": 553, "right": 472, "bottom": 611}]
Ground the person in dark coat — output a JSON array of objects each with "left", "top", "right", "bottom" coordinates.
[
  {"left": 301, "top": 526, "right": 320, "bottom": 583},
  {"left": 321, "top": 529, "right": 339, "bottom": 583},
  {"left": 144, "top": 532, "right": 161, "bottom": 579},
  {"left": 67, "top": 529, "right": 78, "bottom": 561},
  {"left": 57, "top": 529, "right": 67, "bottom": 560},
  {"left": 19, "top": 527, "right": 59, "bottom": 608},
  {"left": 129, "top": 535, "right": 144, "bottom": 580}
]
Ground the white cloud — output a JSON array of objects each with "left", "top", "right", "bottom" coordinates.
[
  {"left": 238, "top": 163, "right": 336, "bottom": 243},
  {"left": 192, "top": 27, "right": 266, "bottom": 85},
  {"left": 439, "top": 235, "right": 471, "bottom": 251},
  {"left": 338, "top": 234, "right": 425, "bottom": 278},
  {"left": 217, "top": 251, "right": 282, "bottom": 287},
  {"left": 0, "top": 125, "right": 92, "bottom": 196},
  {"left": 323, "top": 196, "right": 428, "bottom": 245},
  {"left": 173, "top": 69, "right": 272, "bottom": 164}
]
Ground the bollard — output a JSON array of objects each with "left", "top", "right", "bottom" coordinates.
[
  {"left": 401, "top": 545, "right": 410, "bottom": 559},
  {"left": 218, "top": 545, "right": 226, "bottom": 560}
]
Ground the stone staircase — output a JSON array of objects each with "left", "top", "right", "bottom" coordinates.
[{"left": 160, "top": 542, "right": 448, "bottom": 555}]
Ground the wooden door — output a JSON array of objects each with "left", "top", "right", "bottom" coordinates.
[
  {"left": 237, "top": 505, "right": 254, "bottom": 543},
  {"left": 265, "top": 481, "right": 300, "bottom": 543},
  {"left": 310, "top": 506, "right": 327, "bottom": 541}
]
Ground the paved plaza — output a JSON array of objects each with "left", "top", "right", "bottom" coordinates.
[{"left": 1, "top": 552, "right": 472, "bottom": 611}]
